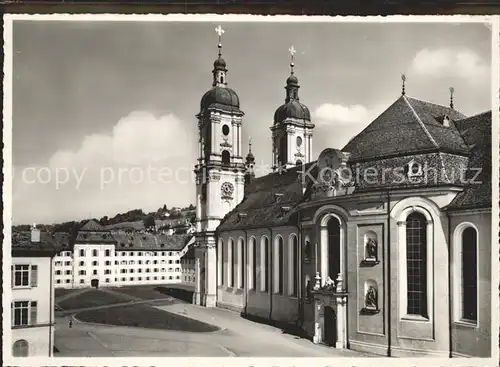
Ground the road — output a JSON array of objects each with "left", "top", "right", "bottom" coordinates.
[{"left": 54, "top": 301, "right": 377, "bottom": 357}]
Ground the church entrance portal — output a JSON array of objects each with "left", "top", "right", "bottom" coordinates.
[{"left": 324, "top": 305, "right": 337, "bottom": 346}]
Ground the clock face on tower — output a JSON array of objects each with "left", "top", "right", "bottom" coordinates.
[{"left": 221, "top": 182, "right": 234, "bottom": 198}]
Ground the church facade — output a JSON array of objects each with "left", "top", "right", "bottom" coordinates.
[{"left": 191, "top": 27, "right": 492, "bottom": 358}]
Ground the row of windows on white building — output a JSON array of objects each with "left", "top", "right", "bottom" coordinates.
[
  {"left": 56, "top": 275, "right": 182, "bottom": 285},
  {"left": 55, "top": 259, "right": 180, "bottom": 266}
]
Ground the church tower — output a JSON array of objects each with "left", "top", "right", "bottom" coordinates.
[
  {"left": 271, "top": 46, "right": 315, "bottom": 171},
  {"left": 193, "top": 25, "right": 246, "bottom": 307}
]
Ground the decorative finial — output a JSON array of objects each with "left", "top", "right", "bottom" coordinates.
[
  {"left": 248, "top": 136, "right": 252, "bottom": 153},
  {"left": 401, "top": 74, "right": 406, "bottom": 96},
  {"left": 215, "top": 25, "right": 225, "bottom": 57},
  {"left": 289, "top": 45, "right": 297, "bottom": 74},
  {"left": 449, "top": 87, "right": 455, "bottom": 109}
]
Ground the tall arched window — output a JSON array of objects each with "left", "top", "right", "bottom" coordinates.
[
  {"left": 227, "top": 238, "right": 233, "bottom": 287},
  {"left": 231, "top": 239, "right": 237, "bottom": 288},
  {"left": 250, "top": 237, "right": 257, "bottom": 290},
  {"left": 275, "top": 236, "right": 284, "bottom": 294},
  {"left": 12, "top": 339, "right": 29, "bottom": 357},
  {"left": 462, "top": 227, "right": 478, "bottom": 321},
  {"left": 328, "top": 217, "right": 341, "bottom": 281},
  {"left": 289, "top": 235, "right": 299, "bottom": 297},
  {"left": 218, "top": 239, "right": 224, "bottom": 286},
  {"left": 239, "top": 238, "right": 245, "bottom": 289},
  {"left": 406, "top": 212, "right": 428, "bottom": 317},
  {"left": 261, "top": 236, "right": 269, "bottom": 292}
]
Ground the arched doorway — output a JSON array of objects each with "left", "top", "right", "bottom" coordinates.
[
  {"left": 324, "top": 306, "right": 337, "bottom": 346},
  {"left": 327, "top": 217, "right": 341, "bottom": 282},
  {"left": 91, "top": 279, "right": 99, "bottom": 288}
]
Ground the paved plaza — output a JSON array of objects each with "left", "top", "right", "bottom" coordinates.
[{"left": 53, "top": 287, "right": 376, "bottom": 357}]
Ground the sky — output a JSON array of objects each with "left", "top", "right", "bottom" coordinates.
[{"left": 11, "top": 19, "right": 492, "bottom": 225}]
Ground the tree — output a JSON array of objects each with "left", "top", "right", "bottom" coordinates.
[{"left": 143, "top": 215, "right": 156, "bottom": 229}]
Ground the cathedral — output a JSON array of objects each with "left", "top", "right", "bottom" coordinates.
[{"left": 190, "top": 26, "right": 493, "bottom": 358}]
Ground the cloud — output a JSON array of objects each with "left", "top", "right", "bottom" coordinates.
[
  {"left": 314, "top": 103, "right": 369, "bottom": 125},
  {"left": 311, "top": 102, "right": 391, "bottom": 153},
  {"left": 13, "top": 111, "right": 197, "bottom": 225},
  {"left": 410, "top": 48, "right": 490, "bottom": 81}
]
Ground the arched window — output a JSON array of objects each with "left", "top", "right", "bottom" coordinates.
[
  {"left": 92, "top": 249, "right": 98, "bottom": 257},
  {"left": 105, "top": 249, "right": 110, "bottom": 257},
  {"left": 462, "top": 227, "right": 478, "bottom": 321},
  {"left": 239, "top": 238, "right": 245, "bottom": 289},
  {"left": 230, "top": 238, "right": 236, "bottom": 287},
  {"left": 261, "top": 236, "right": 269, "bottom": 292},
  {"left": 289, "top": 235, "right": 299, "bottom": 297},
  {"left": 406, "top": 212, "right": 428, "bottom": 317},
  {"left": 250, "top": 237, "right": 257, "bottom": 290},
  {"left": 275, "top": 236, "right": 284, "bottom": 294},
  {"left": 218, "top": 239, "right": 224, "bottom": 286},
  {"left": 12, "top": 339, "right": 29, "bottom": 357},
  {"left": 327, "top": 217, "right": 341, "bottom": 281},
  {"left": 221, "top": 150, "right": 230, "bottom": 167}
]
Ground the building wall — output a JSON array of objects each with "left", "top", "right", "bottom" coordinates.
[
  {"left": 217, "top": 227, "right": 300, "bottom": 324},
  {"left": 450, "top": 210, "right": 491, "bottom": 358},
  {"left": 11, "top": 256, "right": 54, "bottom": 357},
  {"left": 388, "top": 196, "right": 451, "bottom": 357},
  {"left": 54, "top": 244, "right": 183, "bottom": 289},
  {"left": 181, "top": 258, "right": 196, "bottom": 286}
]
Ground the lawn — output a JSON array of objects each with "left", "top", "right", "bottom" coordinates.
[
  {"left": 111, "top": 286, "right": 177, "bottom": 301},
  {"left": 55, "top": 288, "right": 79, "bottom": 298},
  {"left": 57, "top": 289, "right": 128, "bottom": 310},
  {"left": 75, "top": 304, "right": 219, "bottom": 332}
]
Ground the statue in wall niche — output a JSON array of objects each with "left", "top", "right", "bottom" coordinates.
[
  {"left": 365, "top": 286, "right": 378, "bottom": 309},
  {"left": 304, "top": 240, "right": 312, "bottom": 261},
  {"left": 366, "top": 238, "right": 377, "bottom": 260}
]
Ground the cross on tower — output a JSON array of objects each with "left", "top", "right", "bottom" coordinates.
[
  {"left": 449, "top": 86, "right": 455, "bottom": 109},
  {"left": 215, "top": 25, "right": 225, "bottom": 56},
  {"left": 289, "top": 45, "right": 296, "bottom": 74},
  {"left": 401, "top": 74, "right": 406, "bottom": 96},
  {"left": 215, "top": 25, "right": 225, "bottom": 40}
]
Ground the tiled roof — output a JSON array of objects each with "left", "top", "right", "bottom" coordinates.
[
  {"left": 447, "top": 111, "right": 492, "bottom": 210},
  {"left": 12, "top": 230, "right": 64, "bottom": 256},
  {"left": 53, "top": 232, "right": 72, "bottom": 247},
  {"left": 79, "top": 220, "right": 104, "bottom": 231},
  {"left": 342, "top": 95, "right": 469, "bottom": 162},
  {"left": 217, "top": 163, "right": 315, "bottom": 231},
  {"left": 75, "top": 228, "right": 116, "bottom": 244},
  {"left": 111, "top": 231, "right": 192, "bottom": 251},
  {"left": 103, "top": 221, "right": 145, "bottom": 231}
]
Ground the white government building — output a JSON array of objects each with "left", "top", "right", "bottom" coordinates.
[{"left": 53, "top": 220, "right": 193, "bottom": 289}]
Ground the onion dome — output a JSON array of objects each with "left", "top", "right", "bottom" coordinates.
[
  {"left": 274, "top": 46, "right": 310, "bottom": 124},
  {"left": 199, "top": 25, "right": 243, "bottom": 115},
  {"left": 200, "top": 86, "right": 240, "bottom": 112},
  {"left": 214, "top": 57, "right": 227, "bottom": 70},
  {"left": 274, "top": 74, "right": 311, "bottom": 124}
]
